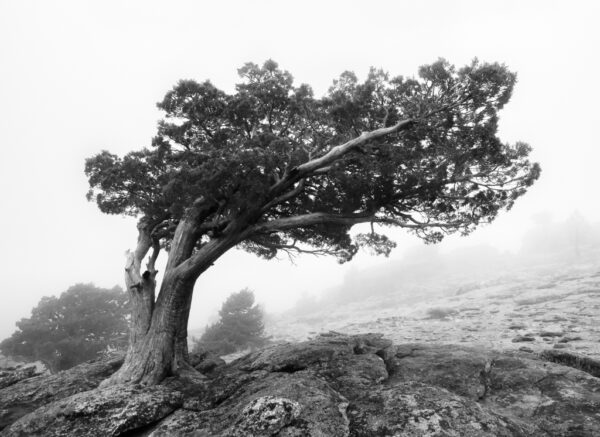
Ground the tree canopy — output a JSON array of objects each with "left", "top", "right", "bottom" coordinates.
[
  {"left": 193, "top": 288, "right": 266, "bottom": 355},
  {"left": 85, "top": 59, "right": 540, "bottom": 267},
  {"left": 0, "top": 284, "right": 129, "bottom": 373}
]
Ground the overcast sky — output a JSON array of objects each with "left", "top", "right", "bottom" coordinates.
[{"left": 0, "top": 0, "right": 599, "bottom": 338}]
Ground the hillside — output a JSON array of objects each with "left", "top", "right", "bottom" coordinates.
[{"left": 269, "top": 260, "right": 600, "bottom": 359}]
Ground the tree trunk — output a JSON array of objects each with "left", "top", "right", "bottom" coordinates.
[
  {"left": 100, "top": 274, "right": 194, "bottom": 386},
  {"left": 101, "top": 211, "right": 241, "bottom": 386}
]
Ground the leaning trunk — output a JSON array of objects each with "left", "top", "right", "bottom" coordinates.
[
  {"left": 101, "top": 273, "right": 195, "bottom": 386},
  {"left": 101, "top": 210, "right": 241, "bottom": 387}
]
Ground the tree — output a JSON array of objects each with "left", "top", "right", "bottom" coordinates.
[
  {"left": 85, "top": 59, "right": 540, "bottom": 385},
  {"left": 193, "top": 289, "right": 266, "bottom": 355},
  {"left": 0, "top": 284, "right": 129, "bottom": 373}
]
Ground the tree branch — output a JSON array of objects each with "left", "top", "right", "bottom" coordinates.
[
  {"left": 293, "top": 118, "right": 415, "bottom": 176},
  {"left": 248, "top": 211, "right": 470, "bottom": 237},
  {"left": 260, "top": 178, "right": 306, "bottom": 213},
  {"left": 146, "top": 239, "right": 160, "bottom": 279},
  {"left": 249, "top": 212, "right": 375, "bottom": 234},
  {"left": 249, "top": 237, "right": 342, "bottom": 259}
]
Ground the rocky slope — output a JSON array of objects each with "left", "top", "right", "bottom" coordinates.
[
  {"left": 1, "top": 332, "right": 600, "bottom": 436},
  {"left": 269, "top": 262, "right": 600, "bottom": 359}
]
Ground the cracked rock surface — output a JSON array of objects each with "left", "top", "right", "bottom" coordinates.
[{"left": 2, "top": 332, "right": 600, "bottom": 436}]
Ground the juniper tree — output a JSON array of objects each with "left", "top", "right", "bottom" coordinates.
[{"left": 85, "top": 59, "right": 539, "bottom": 385}]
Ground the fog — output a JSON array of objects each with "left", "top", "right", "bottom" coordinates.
[{"left": 1, "top": 1, "right": 599, "bottom": 340}]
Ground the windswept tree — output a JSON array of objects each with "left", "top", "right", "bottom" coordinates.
[{"left": 85, "top": 59, "right": 539, "bottom": 385}]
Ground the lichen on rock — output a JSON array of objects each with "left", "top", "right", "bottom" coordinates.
[{"left": 2, "top": 333, "right": 600, "bottom": 436}]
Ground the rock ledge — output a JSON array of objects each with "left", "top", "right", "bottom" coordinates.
[{"left": 2, "top": 333, "right": 600, "bottom": 436}]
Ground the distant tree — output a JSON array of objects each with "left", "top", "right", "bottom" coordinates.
[
  {"left": 193, "top": 289, "right": 266, "bottom": 355},
  {"left": 521, "top": 212, "right": 600, "bottom": 260},
  {"left": 0, "top": 284, "right": 129, "bottom": 373},
  {"left": 85, "top": 59, "right": 540, "bottom": 385}
]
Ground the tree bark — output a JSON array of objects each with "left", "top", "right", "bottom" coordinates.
[
  {"left": 100, "top": 273, "right": 193, "bottom": 386},
  {"left": 101, "top": 211, "right": 240, "bottom": 386}
]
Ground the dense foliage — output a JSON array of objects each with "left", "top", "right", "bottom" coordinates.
[
  {"left": 193, "top": 289, "right": 266, "bottom": 355},
  {"left": 0, "top": 284, "right": 129, "bottom": 373},
  {"left": 83, "top": 59, "right": 540, "bottom": 385},
  {"left": 86, "top": 59, "right": 540, "bottom": 265}
]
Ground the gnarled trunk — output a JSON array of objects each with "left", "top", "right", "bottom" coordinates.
[
  {"left": 101, "top": 210, "right": 242, "bottom": 387},
  {"left": 101, "top": 273, "right": 195, "bottom": 386}
]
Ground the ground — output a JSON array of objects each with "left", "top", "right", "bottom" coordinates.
[
  {"left": 2, "top": 258, "right": 600, "bottom": 436},
  {"left": 269, "top": 260, "right": 600, "bottom": 359}
]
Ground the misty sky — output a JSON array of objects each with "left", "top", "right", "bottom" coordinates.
[{"left": 1, "top": 0, "right": 599, "bottom": 339}]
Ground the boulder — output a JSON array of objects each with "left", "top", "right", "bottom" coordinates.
[
  {"left": 0, "top": 366, "right": 41, "bottom": 390},
  {"left": 540, "top": 349, "right": 600, "bottom": 378},
  {"left": 386, "top": 343, "right": 600, "bottom": 436},
  {"left": 3, "top": 385, "right": 183, "bottom": 437},
  {"left": 189, "top": 349, "right": 226, "bottom": 375},
  {"left": 0, "top": 353, "right": 124, "bottom": 430}
]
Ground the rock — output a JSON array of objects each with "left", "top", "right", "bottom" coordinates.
[
  {"left": 559, "top": 336, "right": 583, "bottom": 343},
  {"left": 145, "top": 410, "right": 205, "bottom": 437},
  {"left": 512, "top": 335, "right": 535, "bottom": 342},
  {"left": 540, "top": 349, "right": 600, "bottom": 378},
  {"left": 553, "top": 343, "right": 568, "bottom": 349},
  {"left": 150, "top": 334, "right": 600, "bottom": 436},
  {"left": 539, "top": 330, "right": 564, "bottom": 337},
  {"left": 0, "top": 366, "right": 41, "bottom": 390},
  {"left": 0, "top": 353, "right": 124, "bottom": 431},
  {"left": 149, "top": 371, "right": 350, "bottom": 436},
  {"left": 348, "top": 381, "right": 534, "bottom": 436},
  {"left": 4, "top": 384, "right": 183, "bottom": 437},
  {"left": 232, "top": 396, "right": 301, "bottom": 436},
  {"left": 189, "top": 349, "right": 226, "bottom": 375},
  {"left": 3, "top": 333, "right": 600, "bottom": 436},
  {"left": 508, "top": 323, "right": 527, "bottom": 330},
  {"left": 387, "top": 343, "right": 600, "bottom": 436},
  {"left": 519, "top": 346, "right": 534, "bottom": 353}
]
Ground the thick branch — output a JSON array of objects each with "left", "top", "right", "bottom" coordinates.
[
  {"left": 294, "top": 118, "right": 415, "bottom": 176},
  {"left": 261, "top": 178, "right": 306, "bottom": 213},
  {"left": 248, "top": 211, "right": 470, "bottom": 236},
  {"left": 165, "top": 198, "right": 218, "bottom": 271},
  {"left": 174, "top": 234, "right": 240, "bottom": 280},
  {"left": 250, "top": 212, "right": 376, "bottom": 234},
  {"left": 125, "top": 218, "right": 160, "bottom": 345},
  {"left": 145, "top": 240, "right": 160, "bottom": 278},
  {"left": 126, "top": 220, "right": 154, "bottom": 290}
]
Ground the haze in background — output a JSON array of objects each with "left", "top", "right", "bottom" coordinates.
[{"left": 1, "top": 1, "right": 599, "bottom": 338}]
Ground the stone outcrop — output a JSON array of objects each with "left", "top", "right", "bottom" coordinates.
[
  {"left": 0, "top": 366, "right": 41, "bottom": 390},
  {"left": 2, "top": 333, "right": 600, "bottom": 436},
  {"left": 4, "top": 385, "right": 183, "bottom": 437},
  {"left": 0, "top": 354, "right": 124, "bottom": 431}
]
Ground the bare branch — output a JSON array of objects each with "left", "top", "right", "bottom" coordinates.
[
  {"left": 250, "top": 212, "right": 375, "bottom": 234},
  {"left": 249, "top": 237, "right": 342, "bottom": 259},
  {"left": 294, "top": 118, "right": 415, "bottom": 175},
  {"left": 261, "top": 178, "right": 306, "bottom": 213},
  {"left": 248, "top": 211, "right": 469, "bottom": 236},
  {"left": 146, "top": 239, "right": 160, "bottom": 278}
]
